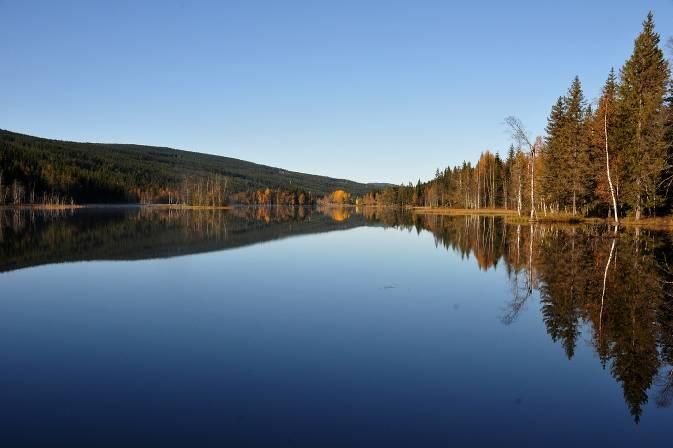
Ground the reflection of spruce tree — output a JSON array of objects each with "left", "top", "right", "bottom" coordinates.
[
  {"left": 593, "top": 231, "right": 618, "bottom": 368},
  {"left": 656, "top": 289, "right": 673, "bottom": 409},
  {"left": 656, "top": 252, "right": 673, "bottom": 364},
  {"left": 604, "top": 233, "right": 661, "bottom": 422},
  {"left": 537, "top": 229, "right": 590, "bottom": 359},
  {"left": 654, "top": 245, "right": 673, "bottom": 408}
]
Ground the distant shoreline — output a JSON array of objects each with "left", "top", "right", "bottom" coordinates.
[{"left": 3, "top": 203, "right": 673, "bottom": 230}]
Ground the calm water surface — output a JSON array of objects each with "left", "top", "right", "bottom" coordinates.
[{"left": 1, "top": 206, "right": 673, "bottom": 447}]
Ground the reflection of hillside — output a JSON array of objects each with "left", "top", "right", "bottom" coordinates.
[
  {"left": 0, "top": 207, "right": 367, "bottom": 273},
  {"left": 372, "top": 212, "right": 673, "bottom": 423}
]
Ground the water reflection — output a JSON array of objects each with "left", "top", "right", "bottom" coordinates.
[
  {"left": 2, "top": 206, "right": 673, "bottom": 423},
  {"left": 0, "top": 206, "right": 366, "bottom": 272},
  {"left": 374, "top": 212, "right": 673, "bottom": 423}
]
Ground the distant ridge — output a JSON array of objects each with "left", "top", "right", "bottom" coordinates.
[{"left": 0, "top": 129, "right": 390, "bottom": 203}]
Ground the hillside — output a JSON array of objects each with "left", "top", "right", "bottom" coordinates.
[{"left": 0, "top": 129, "right": 384, "bottom": 205}]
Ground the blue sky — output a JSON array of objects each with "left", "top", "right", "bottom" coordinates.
[{"left": 2, "top": 1, "right": 672, "bottom": 184}]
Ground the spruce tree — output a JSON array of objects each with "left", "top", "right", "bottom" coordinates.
[
  {"left": 564, "top": 76, "right": 590, "bottom": 215},
  {"left": 505, "top": 145, "right": 516, "bottom": 209},
  {"left": 617, "top": 12, "right": 670, "bottom": 219},
  {"left": 543, "top": 77, "right": 590, "bottom": 215},
  {"left": 414, "top": 179, "right": 422, "bottom": 206},
  {"left": 543, "top": 96, "right": 567, "bottom": 211}
]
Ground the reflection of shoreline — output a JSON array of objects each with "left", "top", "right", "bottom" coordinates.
[
  {"left": 0, "top": 207, "right": 368, "bottom": 274},
  {"left": 3, "top": 203, "right": 673, "bottom": 230},
  {"left": 141, "top": 204, "right": 233, "bottom": 210}
]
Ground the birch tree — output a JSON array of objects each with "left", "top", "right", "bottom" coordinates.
[
  {"left": 592, "top": 69, "right": 620, "bottom": 224},
  {"left": 505, "top": 116, "right": 538, "bottom": 220}
]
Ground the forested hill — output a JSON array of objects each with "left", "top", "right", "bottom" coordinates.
[{"left": 0, "top": 129, "right": 383, "bottom": 205}]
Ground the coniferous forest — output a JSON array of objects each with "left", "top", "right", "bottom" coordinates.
[
  {"left": 365, "top": 13, "right": 672, "bottom": 222},
  {"left": 0, "top": 129, "right": 383, "bottom": 206}
]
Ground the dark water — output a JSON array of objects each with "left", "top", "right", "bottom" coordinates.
[{"left": 1, "top": 206, "right": 673, "bottom": 447}]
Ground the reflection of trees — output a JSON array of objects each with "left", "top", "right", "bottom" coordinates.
[
  {"left": 537, "top": 227, "right": 592, "bottom": 360},
  {"left": 0, "top": 206, "right": 366, "bottom": 273},
  {"left": 594, "top": 229, "right": 664, "bottom": 422},
  {"left": 5, "top": 207, "right": 673, "bottom": 422},
  {"left": 655, "top": 247, "right": 673, "bottom": 409},
  {"left": 367, "top": 212, "right": 673, "bottom": 423},
  {"left": 502, "top": 224, "right": 535, "bottom": 325}
]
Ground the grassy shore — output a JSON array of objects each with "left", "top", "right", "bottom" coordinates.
[
  {"left": 409, "top": 207, "right": 673, "bottom": 230},
  {"left": 506, "top": 214, "right": 673, "bottom": 229},
  {"left": 411, "top": 207, "right": 517, "bottom": 216},
  {"left": 615, "top": 216, "right": 673, "bottom": 230}
]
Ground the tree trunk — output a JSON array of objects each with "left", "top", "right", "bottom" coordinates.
[
  {"left": 477, "top": 167, "right": 480, "bottom": 209},
  {"left": 604, "top": 106, "right": 619, "bottom": 225},
  {"left": 517, "top": 173, "right": 522, "bottom": 217},
  {"left": 529, "top": 142, "right": 537, "bottom": 221},
  {"left": 635, "top": 179, "right": 642, "bottom": 220}
]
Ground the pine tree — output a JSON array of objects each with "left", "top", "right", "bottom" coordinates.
[
  {"left": 543, "top": 96, "right": 568, "bottom": 212},
  {"left": 505, "top": 145, "right": 516, "bottom": 209},
  {"left": 414, "top": 179, "right": 422, "bottom": 206},
  {"left": 564, "top": 76, "right": 590, "bottom": 215},
  {"left": 584, "top": 102, "right": 598, "bottom": 211},
  {"left": 495, "top": 152, "right": 505, "bottom": 208},
  {"left": 665, "top": 35, "right": 673, "bottom": 210},
  {"left": 617, "top": 12, "right": 670, "bottom": 219}
]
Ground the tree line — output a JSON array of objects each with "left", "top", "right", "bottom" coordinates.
[{"left": 365, "top": 13, "right": 672, "bottom": 222}]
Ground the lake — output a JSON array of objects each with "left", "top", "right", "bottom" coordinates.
[{"left": 1, "top": 206, "right": 672, "bottom": 447}]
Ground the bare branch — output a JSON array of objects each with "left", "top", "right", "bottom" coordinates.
[{"left": 504, "top": 116, "right": 534, "bottom": 151}]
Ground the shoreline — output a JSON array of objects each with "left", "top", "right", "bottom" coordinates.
[
  {"left": 3, "top": 203, "right": 673, "bottom": 230},
  {"left": 410, "top": 207, "right": 673, "bottom": 230},
  {"left": 410, "top": 207, "right": 517, "bottom": 216}
]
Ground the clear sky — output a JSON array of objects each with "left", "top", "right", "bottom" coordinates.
[{"left": 2, "top": 1, "right": 673, "bottom": 184}]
